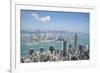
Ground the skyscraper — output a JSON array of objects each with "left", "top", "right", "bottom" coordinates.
[
  {"left": 29, "top": 48, "right": 34, "bottom": 55},
  {"left": 49, "top": 46, "right": 54, "bottom": 54},
  {"left": 74, "top": 33, "right": 78, "bottom": 49},
  {"left": 63, "top": 41, "right": 67, "bottom": 57},
  {"left": 86, "top": 44, "right": 89, "bottom": 51}
]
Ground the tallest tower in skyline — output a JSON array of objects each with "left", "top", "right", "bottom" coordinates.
[{"left": 74, "top": 33, "right": 78, "bottom": 49}]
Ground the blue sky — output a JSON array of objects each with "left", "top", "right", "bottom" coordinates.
[{"left": 21, "top": 10, "right": 89, "bottom": 33}]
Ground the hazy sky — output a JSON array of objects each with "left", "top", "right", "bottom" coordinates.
[{"left": 21, "top": 10, "right": 89, "bottom": 33}]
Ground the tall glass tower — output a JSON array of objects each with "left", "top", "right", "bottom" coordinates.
[
  {"left": 74, "top": 33, "right": 78, "bottom": 49},
  {"left": 63, "top": 41, "right": 67, "bottom": 57}
]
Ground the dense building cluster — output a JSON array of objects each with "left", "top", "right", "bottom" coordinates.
[{"left": 21, "top": 33, "right": 89, "bottom": 63}]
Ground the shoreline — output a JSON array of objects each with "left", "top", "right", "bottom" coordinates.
[{"left": 25, "top": 40, "right": 63, "bottom": 45}]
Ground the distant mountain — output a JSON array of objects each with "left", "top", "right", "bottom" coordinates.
[
  {"left": 21, "top": 30, "right": 69, "bottom": 34},
  {"left": 21, "top": 30, "right": 89, "bottom": 35}
]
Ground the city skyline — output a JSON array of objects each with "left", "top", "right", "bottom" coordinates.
[
  {"left": 21, "top": 10, "right": 89, "bottom": 33},
  {"left": 21, "top": 10, "right": 90, "bottom": 63}
]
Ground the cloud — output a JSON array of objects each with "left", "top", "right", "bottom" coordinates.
[
  {"left": 31, "top": 13, "right": 51, "bottom": 22},
  {"left": 40, "top": 16, "right": 51, "bottom": 22},
  {"left": 31, "top": 13, "right": 39, "bottom": 20}
]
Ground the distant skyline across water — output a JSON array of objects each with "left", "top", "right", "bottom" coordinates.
[{"left": 21, "top": 10, "right": 89, "bottom": 33}]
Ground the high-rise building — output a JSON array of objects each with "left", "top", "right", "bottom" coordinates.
[
  {"left": 29, "top": 48, "right": 34, "bottom": 55},
  {"left": 39, "top": 48, "right": 46, "bottom": 62},
  {"left": 49, "top": 46, "right": 54, "bottom": 54},
  {"left": 63, "top": 41, "right": 67, "bottom": 57},
  {"left": 79, "top": 45, "right": 83, "bottom": 55},
  {"left": 86, "top": 44, "right": 89, "bottom": 51},
  {"left": 74, "top": 33, "right": 78, "bottom": 49},
  {"left": 40, "top": 48, "right": 44, "bottom": 54}
]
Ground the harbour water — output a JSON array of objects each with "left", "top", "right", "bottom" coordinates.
[{"left": 21, "top": 32, "right": 89, "bottom": 57}]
